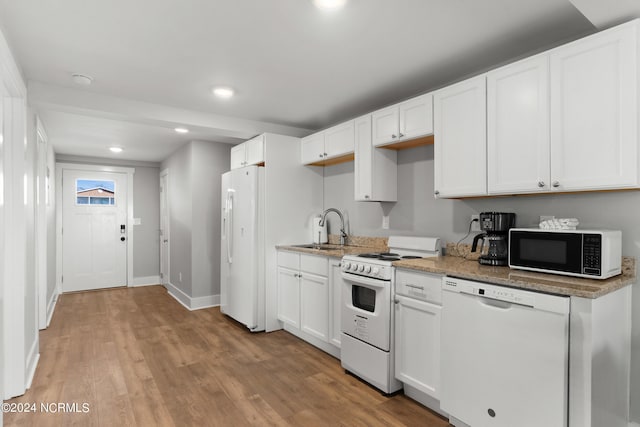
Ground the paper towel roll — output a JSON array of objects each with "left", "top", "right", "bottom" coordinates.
[{"left": 312, "top": 217, "right": 328, "bottom": 244}]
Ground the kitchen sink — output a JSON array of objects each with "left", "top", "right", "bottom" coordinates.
[{"left": 291, "top": 244, "right": 342, "bottom": 250}]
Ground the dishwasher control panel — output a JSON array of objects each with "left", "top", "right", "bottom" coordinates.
[{"left": 443, "top": 277, "right": 569, "bottom": 313}]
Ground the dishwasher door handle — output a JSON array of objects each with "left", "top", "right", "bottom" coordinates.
[{"left": 478, "top": 296, "right": 513, "bottom": 310}]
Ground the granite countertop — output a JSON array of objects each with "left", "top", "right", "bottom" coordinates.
[
  {"left": 277, "top": 239, "right": 636, "bottom": 299},
  {"left": 393, "top": 256, "right": 636, "bottom": 299}
]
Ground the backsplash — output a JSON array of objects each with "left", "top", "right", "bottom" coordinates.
[
  {"left": 328, "top": 234, "right": 388, "bottom": 250},
  {"left": 445, "top": 243, "right": 481, "bottom": 260}
]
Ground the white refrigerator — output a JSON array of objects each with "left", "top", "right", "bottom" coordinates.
[{"left": 220, "top": 165, "right": 265, "bottom": 331}]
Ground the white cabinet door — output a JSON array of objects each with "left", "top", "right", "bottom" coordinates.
[
  {"left": 300, "top": 272, "right": 329, "bottom": 342},
  {"left": 550, "top": 23, "right": 638, "bottom": 192},
  {"left": 372, "top": 105, "right": 400, "bottom": 147},
  {"left": 325, "top": 120, "right": 354, "bottom": 159},
  {"left": 399, "top": 93, "right": 433, "bottom": 140},
  {"left": 355, "top": 114, "right": 397, "bottom": 202},
  {"left": 301, "top": 132, "right": 325, "bottom": 165},
  {"left": 487, "top": 54, "right": 550, "bottom": 194},
  {"left": 245, "top": 134, "right": 265, "bottom": 166},
  {"left": 329, "top": 260, "right": 343, "bottom": 348},
  {"left": 230, "top": 144, "right": 246, "bottom": 170},
  {"left": 277, "top": 266, "right": 300, "bottom": 329},
  {"left": 395, "top": 295, "right": 441, "bottom": 398},
  {"left": 434, "top": 75, "right": 487, "bottom": 198}
]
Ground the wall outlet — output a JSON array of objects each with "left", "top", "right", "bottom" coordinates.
[
  {"left": 382, "top": 215, "right": 390, "bottom": 229},
  {"left": 470, "top": 214, "right": 481, "bottom": 232},
  {"left": 540, "top": 215, "right": 555, "bottom": 222}
]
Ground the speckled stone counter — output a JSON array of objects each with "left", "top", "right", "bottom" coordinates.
[
  {"left": 393, "top": 256, "right": 636, "bottom": 299},
  {"left": 277, "top": 235, "right": 388, "bottom": 259}
]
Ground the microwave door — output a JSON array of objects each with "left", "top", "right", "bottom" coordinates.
[{"left": 510, "top": 231, "right": 583, "bottom": 274}]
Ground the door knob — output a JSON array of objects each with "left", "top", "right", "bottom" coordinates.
[
  {"left": 120, "top": 237, "right": 126, "bottom": 242},
  {"left": 163, "top": 239, "right": 168, "bottom": 243}
]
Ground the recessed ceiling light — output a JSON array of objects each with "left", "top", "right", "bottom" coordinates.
[
  {"left": 174, "top": 127, "right": 189, "bottom": 134},
  {"left": 72, "top": 73, "right": 94, "bottom": 86},
  {"left": 212, "top": 86, "right": 235, "bottom": 99},
  {"left": 109, "top": 147, "right": 123, "bottom": 153},
  {"left": 313, "top": 0, "right": 347, "bottom": 10}
]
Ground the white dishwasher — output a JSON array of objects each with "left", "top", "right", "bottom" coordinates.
[{"left": 441, "top": 277, "right": 570, "bottom": 427}]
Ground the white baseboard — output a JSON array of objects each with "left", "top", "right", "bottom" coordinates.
[
  {"left": 628, "top": 421, "right": 640, "bottom": 427},
  {"left": 129, "top": 275, "right": 161, "bottom": 287},
  {"left": 46, "top": 291, "right": 58, "bottom": 327},
  {"left": 166, "top": 282, "right": 219, "bottom": 311},
  {"left": 25, "top": 339, "right": 40, "bottom": 390}
]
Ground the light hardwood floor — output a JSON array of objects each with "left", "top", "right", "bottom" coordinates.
[{"left": 5, "top": 285, "right": 449, "bottom": 426}]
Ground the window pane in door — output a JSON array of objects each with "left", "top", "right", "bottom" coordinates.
[{"left": 76, "top": 179, "right": 116, "bottom": 206}]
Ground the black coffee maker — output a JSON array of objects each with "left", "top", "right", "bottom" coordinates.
[{"left": 471, "top": 212, "right": 516, "bottom": 266}]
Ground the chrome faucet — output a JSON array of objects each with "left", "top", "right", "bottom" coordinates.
[{"left": 319, "top": 208, "right": 348, "bottom": 245}]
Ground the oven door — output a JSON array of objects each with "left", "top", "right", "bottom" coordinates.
[{"left": 341, "top": 271, "right": 391, "bottom": 351}]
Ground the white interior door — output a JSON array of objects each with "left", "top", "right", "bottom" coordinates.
[
  {"left": 160, "top": 171, "right": 169, "bottom": 287},
  {"left": 62, "top": 169, "right": 127, "bottom": 292}
]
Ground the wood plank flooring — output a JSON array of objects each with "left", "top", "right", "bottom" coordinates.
[{"left": 5, "top": 285, "right": 449, "bottom": 426}]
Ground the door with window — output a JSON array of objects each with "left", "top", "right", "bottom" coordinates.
[{"left": 62, "top": 169, "right": 127, "bottom": 292}]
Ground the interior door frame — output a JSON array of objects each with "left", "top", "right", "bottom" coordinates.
[
  {"left": 36, "top": 118, "right": 48, "bottom": 330},
  {"left": 55, "top": 163, "right": 135, "bottom": 292},
  {"left": 159, "top": 168, "right": 170, "bottom": 288}
]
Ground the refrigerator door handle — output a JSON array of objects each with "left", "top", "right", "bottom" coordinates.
[{"left": 227, "top": 190, "right": 234, "bottom": 264}]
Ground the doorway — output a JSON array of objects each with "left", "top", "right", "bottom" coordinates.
[
  {"left": 57, "top": 164, "right": 134, "bottom": 292},
  {"left": 160, "top": 169, "right": 170, "bottom": 287}
]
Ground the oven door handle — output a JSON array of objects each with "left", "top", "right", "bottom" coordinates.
[{"left": 341, "top": 272, "right": 388, "bottom": 289}]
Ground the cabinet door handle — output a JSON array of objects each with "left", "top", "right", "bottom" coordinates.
[
  {"left": 391, "top": 134, "right": 397, "bottom": 139},
  {"left": 394, "top": 298, "right": 400, "bottom": 304},
  {"left": 552, "top": 181, "right": 560, "bottom": 188},
  {"left": 318, "top": 154, "right": 323, "bottom": 158},
  {"left": 537, "top": 181, "right": 545, "bottom": 188},
  {"left": 364, "top": 195, "right": 370, "bottom": 199},
  {"left": 405, "top": 284, "right": 424, "bottom": 290},
  {"left": 399, "top": 132, "right": 404, "bottom": 138},
  {"left": 324, "top": 152, "right": 328, "bottom": 156},
  {"left": 434, "top": 190, "right": 440, "bottom": 196}
]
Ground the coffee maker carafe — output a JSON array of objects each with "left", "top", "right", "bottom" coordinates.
[{"left": 471, "top": 212, "right": 516, "bottom": 266}]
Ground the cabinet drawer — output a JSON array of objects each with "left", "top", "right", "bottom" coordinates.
[
  {"left": 300, "top": 254, "right": 328, "bottom": 276},
  {"left": 395, "top": 270, "right": 442, "bottom": 304},
  {"left": 278, "top": 251, "right": 300, "bottom": 270}
]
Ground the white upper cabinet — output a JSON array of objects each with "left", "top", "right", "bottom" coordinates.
[
  {"left": 301, "top": 132, "right": 325, "bottom": 164},
  {"left": 354, "top": 114, "right": 397, "bottom": 202},
  {"left": 244, "top": 134, "right": 265, "bottom": 167},
  {"left": 434, "top": 75, "right": 487, "bottom": 198},
  {"left": 373, "top": 93, "right": 433, "bottom": 147},
  {"left": 399, "top": 93, "right": 433, "bottom": 141},
  {"left": 301, "top": 120, "right": 355, "bottom": 165},
  {"left": 549, "top": 23, "right": 638, "bottom": 192},
  {"left": 487, "top": 54, "right": 550, "bottom": 195},
  {"left": 230, "top": 134, "right": 265, "bottom": 170}
]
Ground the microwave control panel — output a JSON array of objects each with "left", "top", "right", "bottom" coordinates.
[{"left": 582, "top": 234, "right": 601, "bottom": 275}]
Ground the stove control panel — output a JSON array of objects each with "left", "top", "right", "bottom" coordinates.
[{"left": 341, "top": 260, "right": 392, "bottom": 280}]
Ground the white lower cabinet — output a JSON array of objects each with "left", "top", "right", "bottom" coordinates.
[
  {"left": 395, "top": 295, "right": 441, "bottom": 398},
  {"left": 277, "top": 250, "right": 340, "bottom": 357},
  {"left": 300, "top": 272, "right": 329, "bottom": 341}
]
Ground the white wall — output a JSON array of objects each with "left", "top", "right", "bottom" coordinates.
[
  {"left": 324, "top": 144, "right": 640, "bottom": 422},
  {"left": 191, "top": 141, "right": 229, "bottom": 299},
  {"left": 160, "top": 140, "right": 231, "bottom": 304}
]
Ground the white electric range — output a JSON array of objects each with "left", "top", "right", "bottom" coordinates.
[{"left": 340, "top": 236, "right": 441, "bottom": 393}]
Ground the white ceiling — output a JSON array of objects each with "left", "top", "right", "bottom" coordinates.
[{"left": 1, "top": 0, "right": 638, "bottom": 163}]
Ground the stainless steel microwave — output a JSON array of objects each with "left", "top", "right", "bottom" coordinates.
[{"left": 508, "top": 228, "right": 622, "bottom": 279}]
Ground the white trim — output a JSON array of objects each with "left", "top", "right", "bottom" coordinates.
[
  {"left": 24, "top": 339, "right": 39, "bottom": 390},
  {"left": 130, "top": 276, "right": 161, "bottom": 287},
  {"left": 36, "top": 117, "right": 48, "bottom": 330},
  {"left": 629, "top": 422, "right": 640, "bottom": 427},
  {"left": 165, "top": 282, "right": 220, "bottom": 311},
  {"left": 55, "top": 163, "right": 135, "bottom": 291},
  {"left": 46, "top": 291, "right": 57, "bottom": 328}
]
